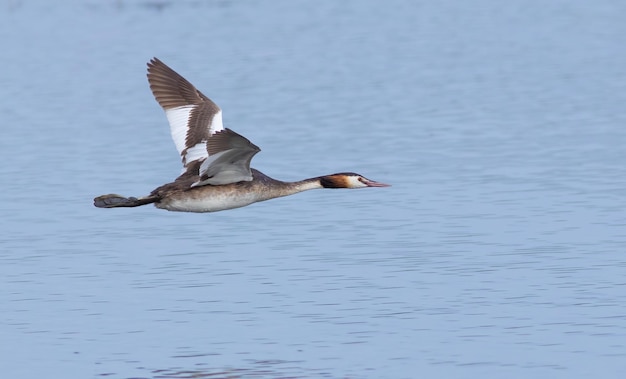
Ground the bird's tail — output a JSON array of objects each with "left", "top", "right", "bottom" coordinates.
[{"left": 93, "top": 194, "right": 158, "bottom": 208}]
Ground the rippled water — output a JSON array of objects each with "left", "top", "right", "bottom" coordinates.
[{"left": 1, "top": 0, "right": 626, "bottom": 378}]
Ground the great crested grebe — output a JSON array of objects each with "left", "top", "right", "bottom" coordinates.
[{"left": 94, "top": 58, "right": 389, "bottom": 213}]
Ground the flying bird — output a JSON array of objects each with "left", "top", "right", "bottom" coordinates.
[{"left": 94, "top": 58, "right": 389, "bottom": 213}]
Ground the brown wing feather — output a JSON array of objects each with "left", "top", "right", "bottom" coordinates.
[
  {"left": 147, "top": 58, "right": 222, "bottom": 157},
  {"left": 147, "top": 57, "right": 211, "bottom": 107},
  {"left": 207, "top": 128, "right": 260, "bottom": 156}
]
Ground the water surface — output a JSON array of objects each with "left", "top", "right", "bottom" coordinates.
[{"left": 1, "top": 0, "right": 626, "bottom": 378}]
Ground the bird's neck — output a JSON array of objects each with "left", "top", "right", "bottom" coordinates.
[
  {"left": 252, "top": 170, "right": 324, "bottom": 201},
  {"left": 284, "top": 177, "right": 326, "bottom": 193}
]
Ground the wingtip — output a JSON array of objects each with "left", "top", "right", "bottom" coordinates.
[{"left": 147, "top": 57, "right": 161, "bottom": 72}]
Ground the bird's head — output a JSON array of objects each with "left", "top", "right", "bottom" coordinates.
[{"left": 319, "top": 172, "right": 390, "bottom": 189}]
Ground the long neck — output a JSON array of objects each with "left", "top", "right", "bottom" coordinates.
[
  {"left": 252, "top": 170, "right": 324, "bottom": 201},
  {"left": 259, "top": 178, "right": 325, "bottom": 200},
  {"left": 283, "top": 177, "right": 326, "bottom": 194}
]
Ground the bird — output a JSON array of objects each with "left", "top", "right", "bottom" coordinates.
[{"left": 93, "top": 58, "right": 389, "bottom": 213}]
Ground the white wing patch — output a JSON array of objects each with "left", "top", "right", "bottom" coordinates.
[
  {"left": 165, "top": 108, "right": 226, "bottom": 167},
  {"left": 165, "top": 105, "right": 194, "bottom": 156},
  {"left": 185, "top": 110, "right": 225, "bottom": 165},
  {"left": 185, "top": 142, "right": 208, "bottom": 165},
  {"left": 210, "top": 110, "right": 224, "bottom": 135}
]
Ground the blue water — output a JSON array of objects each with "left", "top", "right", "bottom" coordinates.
[{"left": 1, "top": 0, "right": 626, "bottom": 378}]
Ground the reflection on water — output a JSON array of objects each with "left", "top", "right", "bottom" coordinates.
[{"left": 2, "top": 0, "right": 626, "bottom": 378}]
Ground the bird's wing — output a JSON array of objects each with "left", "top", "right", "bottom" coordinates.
[
  {"left": 147, "top": 57, "right": 224, "bottom": 168},
  {"left": 191, "top": 128, "right": 261, "bottom": 187}
]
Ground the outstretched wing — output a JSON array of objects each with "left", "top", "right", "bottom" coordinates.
[
  {"left": 147, "top": 57, "right": 224, "bottom": 168},
  {"left": 191, "top": 128, "right": 261, "bottom": 186}
]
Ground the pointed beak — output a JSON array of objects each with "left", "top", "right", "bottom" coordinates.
[{"left": 363, "top": 179, "right": 391, "bottom": 187}]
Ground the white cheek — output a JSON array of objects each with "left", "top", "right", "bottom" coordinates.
[{"left": 348, "top": 176, "right": 368, "bottom": 188}]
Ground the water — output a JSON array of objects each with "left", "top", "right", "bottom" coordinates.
[{"left": 1, "top": 0, "right": 626, "bottom": 378}]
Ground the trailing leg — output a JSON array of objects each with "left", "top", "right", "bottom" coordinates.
[{"left": 93, "top": 194, "right": 158, "bottom": 208}]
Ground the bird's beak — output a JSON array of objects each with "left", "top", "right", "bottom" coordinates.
[{"left": 363, "top": 178, "right": 391, "bottom": 187}]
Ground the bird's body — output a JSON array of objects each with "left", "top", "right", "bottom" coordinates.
[
  {"left": 151, "top": 168, "right": 323, "bottom": 213},
  {"left": 94, "top": 58, "right": 389, "bottom": 213}
]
